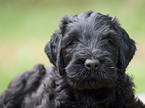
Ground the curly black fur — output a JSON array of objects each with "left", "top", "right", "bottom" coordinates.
[
  {"left": 0, "top": 11, "right": 145, "bottom": 108},
  {"left": 0, "top": 64, "right": 46, "bottom": 108}
]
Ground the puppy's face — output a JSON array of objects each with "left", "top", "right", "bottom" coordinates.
[
  {"left": 62, "top": 22, "right": 119, "bottom": 90},
  {"left": 45, "top": 11, "right": 136, "bottom": 91}
]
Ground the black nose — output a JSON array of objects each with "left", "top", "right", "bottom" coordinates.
[{"left": 85, "top": 59, "right": 100, "bottom": 70}]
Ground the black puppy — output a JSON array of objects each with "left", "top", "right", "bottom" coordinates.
[{"left": 0, "top": 11, "right": 145, "bottom": 108}]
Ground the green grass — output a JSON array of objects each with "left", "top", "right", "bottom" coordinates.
[
  {"left": 127, "top": 62, "right": 145, "bottom": 93},
  {"left": 0, "top": 0, "right": 145, "bottom": 93}
]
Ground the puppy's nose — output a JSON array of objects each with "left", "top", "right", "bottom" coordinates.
[{"left": 85, "top": 59, "right": 100, "bottom": 70}]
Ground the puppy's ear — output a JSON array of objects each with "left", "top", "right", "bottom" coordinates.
[
  {"left": 117, "top": 27, "right": 136, "bottom": 73},
  {"left": 45, "top": 30, "right": 60, "bottom": 66},
  {"left": 44, "top": 30, "right": 65, "bottom": 76},
  {"left": 45, "top": 16, "right": 72, "bottom": 76}
]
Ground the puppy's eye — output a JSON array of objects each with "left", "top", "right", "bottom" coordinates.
[
  {"left": 66, "top": 41, "right": 73, "bottom": 47},
  {"left": 102, "top": 33, "right": 111, "bottom": 40},
  {"left": 66, "top": 40, "right": 78, "bottom": 48}
]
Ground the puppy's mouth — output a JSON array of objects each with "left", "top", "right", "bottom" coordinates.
[{"left": 66, "top": 67, "right": 117, "bottom": 90}]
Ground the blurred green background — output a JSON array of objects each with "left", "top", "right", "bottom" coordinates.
[{"left": 0, "top": 0, "right": 145, "bottom": 94}]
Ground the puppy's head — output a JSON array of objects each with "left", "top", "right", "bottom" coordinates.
[{"left": 45, "top": 11, "right": 136, "bottom": 90}]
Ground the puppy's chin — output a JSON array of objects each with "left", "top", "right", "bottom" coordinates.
[
  {"left": 66, "top": 77, "right": 116, "bottom": 90},
  {"left": 66, "top": 77, "right": 116, "bottom": 103},
  {"left": 75, "top": 87, "right": 115, "bottom": 104}
]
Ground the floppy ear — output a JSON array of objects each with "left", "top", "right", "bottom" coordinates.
[
  {"left": 110, "top": 17, "right": 136, "bottom": 73},
  {"left": 44, "top": 30, "right": 65, "bottom": 76},
  {"left": 117, "top": 27, "right": 136, "bottom": 73},
  {"left": 44, "top": 16, "right": 72, "bottom": 76}
]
